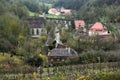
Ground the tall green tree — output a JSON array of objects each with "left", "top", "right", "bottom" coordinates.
[{"left": 0, "top": 13, "right": 28, "bottom": 55}]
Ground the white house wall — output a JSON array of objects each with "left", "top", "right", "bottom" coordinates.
[
  {"left": 31, "top": 28, "right": 42, "bottom": 37},
  {"left": 89, "top": 31, "right": 109, "bottom": 36}
]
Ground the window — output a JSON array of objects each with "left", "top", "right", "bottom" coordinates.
[
  {"left": 62, "top": 59, "right": 64, "bottom": 61},
  {"left": 32, "top": 29, "right": 34, "bottom": 35},
  {"left": 36, "top": 29, "right": 39, "bottom": 35},
  {"left": 51, "top": 59, "right": 53, "bottom": 62},
  {"left": 57, "top": 58, "right": 60, "bottom": 61}
]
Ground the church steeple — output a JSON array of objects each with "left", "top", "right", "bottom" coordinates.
[{"left": 54, "top": 27, "right": 61, "bottom": 44}]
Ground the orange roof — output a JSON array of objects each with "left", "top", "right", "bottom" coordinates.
[
  {"left": 90, "top": 22, "right": 105, "bottom": 31},
  {"left": 61, "top": 9, "right": 71, "bottom": 14},
  {"left": 49, "top": 8, "right": 58, "bottom": 13},
  {"left": 74, "top": 20, "right": 85, "bottom": 29}
]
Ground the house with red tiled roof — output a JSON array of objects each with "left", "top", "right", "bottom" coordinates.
[
  {"left": 74, "top": 20, "right": 87, "bottom": 36},
  {"left": 74, "top": 20, "right": 85, "bottom": 29},
  {"left": 89, "top": 22, "right": 110, "bottom": 36},
  {"left": 48, "top": 8, "right": 60, "bottom": 15},
  {"left": 48, "top": 7, "right": 71, "bottom": 15},
  {"left": 61, "top": 8, "right": 71, "bottom": 14}
]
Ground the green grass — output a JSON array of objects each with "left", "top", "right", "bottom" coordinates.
[
  {"left": 39, "top": 3, "right": 53, "bottom": 8},
  {"left": 86, "top": 71, "right": 120, "bottom": 80},
  {"left": 28, "top": 8, "right": 66, "bottom": 19},
  {"left": 46, "top": 14, "right": 65, "bottom": 19},
  {"left": 28, "top": 11, "right": 36, "bottom": 17},
  {"left": 0, "top": 53, "right": 25, "bottom": 66},
  {"left": 45, "top": 3, "right": 53, "bottom": 8}
]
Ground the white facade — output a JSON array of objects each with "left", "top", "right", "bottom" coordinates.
[
  {"left": 55, "top": 27, "right": 61, "bottom": 44},
  {"left": 89, "top": 30, "right": 109, "bottom": 36},
  {"left": 48, "top": 9, "right": 61, "bottom": 15},
  {"left": 31, "top": 28, "right": 46, "bottom": 37}
]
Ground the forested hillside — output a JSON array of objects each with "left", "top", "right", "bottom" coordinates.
[
  {"left": 0, "top": 0, "right": 47, "bottom": 67},
  {"left": 0, "top": 0, "right": 120, "bottom": 62},
  {"left": 0, "top": 0, "right": 44, "bottom": 56},
  {"left": 0, "top": 0, "right": 49, "bottom": 16},
  {"left": 0, "top": 1, "right": 120, "bottom": 78},
  {"left": 0, "top": 0, "right": 29, "bottom": 55},
  {"left": 54, "top": 0, "right": 120, "bottom": 22},
  {"left": 54, "top": 0, "right": 120, "bottom": 9}
]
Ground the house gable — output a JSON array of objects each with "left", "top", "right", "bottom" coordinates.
[
  {"left": 75, "top": 20, "right": 85, "bottom": 29},
  {"left": 90, "top": 22, "right": 105, "bottom": 31},
  {"left": 89, "top": 22, "right": 110, "bottom": 36},
  {"left": 27, "top": 17, "right": 46, "bottom": 37}
]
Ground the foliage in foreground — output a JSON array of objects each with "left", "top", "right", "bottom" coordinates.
[
  {"left": 86, "top": 71, "right": 120, "bottom": 80},
  {"left": 1, "top": 71, "right": 120, "bottom": 80}
]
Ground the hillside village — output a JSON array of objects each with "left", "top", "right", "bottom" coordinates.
[
  {"left": 0, "top": 0, "right": 120, "bottom": 80},
  {"left": 26, "top": 6, "right": 120, "bottom": 65}
]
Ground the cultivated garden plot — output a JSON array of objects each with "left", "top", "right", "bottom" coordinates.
[{"left": 0, "top": 62, "right": 120, "bottom": 80}]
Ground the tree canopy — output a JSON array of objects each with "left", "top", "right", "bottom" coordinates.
[{"left": 54, "top": 0, "right": 120, "bottom": 23}]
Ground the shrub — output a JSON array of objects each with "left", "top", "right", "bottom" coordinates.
[
  {"left": 78, "top": 50, "right": 107, "bottom": 64},
  {"left": 107, "top": 50, "right": 120, "bottom": 62},
  {"left": 78, "top": 49, "right": 120, "bottom": 64},
  {"left": 86, "top": 71, "right": 120, "bottom": 80},
  {"left": 26, "top": 56, "right": 43, "bottom": 67}
]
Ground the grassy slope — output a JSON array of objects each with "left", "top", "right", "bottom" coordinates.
[
  {"left": 28, "top": 10, "right": 65, "bottom": 19},
  {"left": 28, "top": 1, "right": 66, "bottom": 19},
  {"left": 46, "top": 14, "right": 65, "bottom": 19},
  {"left": 28, "top": 1, "right": 65, "bottom": 18},
  {"left": 0, "top": 53, "right": 25, "bottom": 66},
  {"left": 39, "top": 2, "right": 53, "bottom": 8},
  {"left": 45, "top": 3, "right": 53, "bottom": 8}
]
